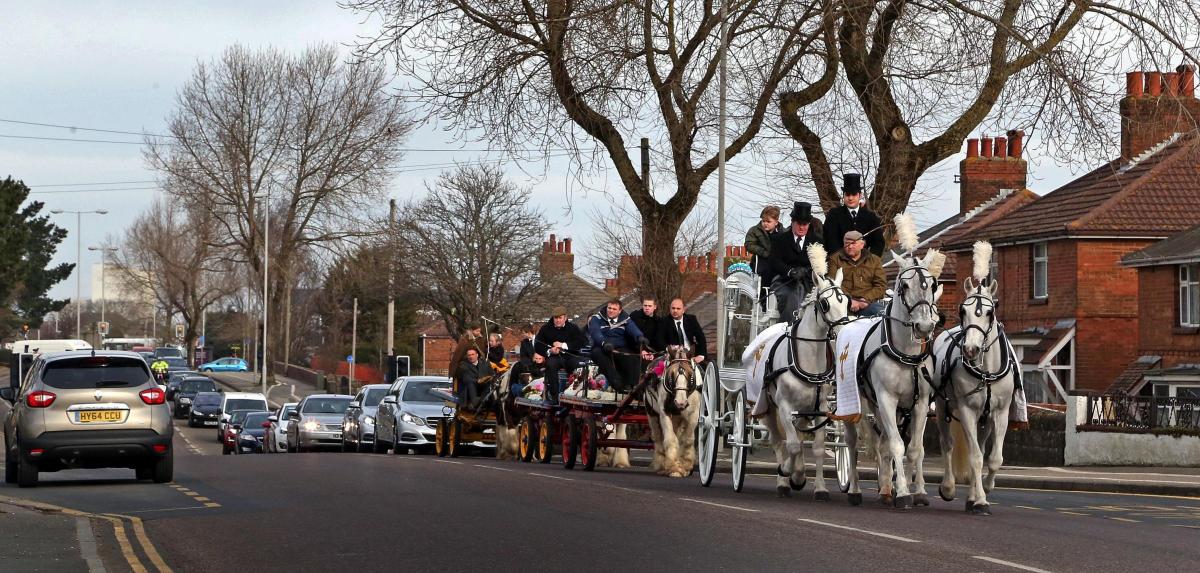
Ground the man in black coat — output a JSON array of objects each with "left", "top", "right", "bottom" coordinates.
[
  {"left": 533, "top": 307, "right": 589, "bottom": 402},
  {"left": 767, "top": 201, "right": 823, "bottom": 323},
  {"left": 823, "top": 173, "right": 885, "bottom": 257},
  {"left": 659, "top": 298, "right": 708, "bottom": 364},
  {"left": 628, "top": 297, "right": 663, "bottom": 352}
]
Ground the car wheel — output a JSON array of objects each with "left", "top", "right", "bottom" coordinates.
[
  {"left": 136, "top": 464, "right": 152, "bottom": 480},
  {"left": 341, "top": 436, "right": 351, "bottom": 453},
  {"left": 152, "top": 451, "right": 173, "bottom": 483},
  {"left": 17, "top": 451, "right": 38, "bottom": 488},
  {"left": 5, "top": 440, "right": 18, "bottom": 484},
  {"left": 222, "top": 444, "right": 230, "bottom": 455},
  {"left": 202, "top": 368, "right": 212, "bottom": 372}
]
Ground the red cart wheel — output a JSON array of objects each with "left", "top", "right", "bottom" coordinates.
[
  {"left": 580, "top": 417, "right": 599, "bottom": 471},
  {"left": 562, "top": 416, "right": 579, "bottom": 470}
]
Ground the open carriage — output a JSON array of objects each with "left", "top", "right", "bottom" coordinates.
[
  {"left": 695, "top": 267, "right": 854, "bottom": 493},
  {"left": 431, "top": 376, "right": 499, "bottom": 458}
]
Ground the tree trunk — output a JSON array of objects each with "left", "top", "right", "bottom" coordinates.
[
  {"left": 637, "top": 203, "right": 686, "bottom": 305},
  {"left": 869, "top": 141, "right": 927, "bottom": 248},
  {"left": 283, "top": 282, "right": 292, "bottom": 368}
]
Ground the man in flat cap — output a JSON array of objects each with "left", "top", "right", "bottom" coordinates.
[
  {"left": 828, "top": 230, "right": 887, "bottom": 317},
  {"left": 823, "top": 173, "right": 885, "bottom": 258},
  {"left": 767, "top": 201, "right": 824, "bottom": 322}
]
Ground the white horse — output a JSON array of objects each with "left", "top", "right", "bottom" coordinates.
[
  {"left": 842, "top": 245, "right": 944, "bottom": 508},
  {"left": 760, "top": 248, "right": 852, "bottom": 499},
  {"left": 645, "top": 345, "right": 702, "bottom": 478},
  {"left": 932, "top": 241, "right": 1016, "bottom": 515}
]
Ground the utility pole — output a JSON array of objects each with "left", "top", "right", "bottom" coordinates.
[
  {"left": 387, "top": 198, "right": 396, "bottom": 369},
  {"left": 350, "top": 297, "right": 358, "bottom": 395},
  {"left": 262, "top": 188, "right": 271, "bottom": 395},
  {"left": 87, "top": 246, "right": 118, "bottom": 337},
  {"left": 715, "top": 3, "right": 729, "bottom": 370}
]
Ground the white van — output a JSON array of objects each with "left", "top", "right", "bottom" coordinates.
[
  {"left": 216, "top": 392, "right": 269, "bottom": 442},
  {"left": 6, "top": 339, "right": 93, "bottom": 355}
]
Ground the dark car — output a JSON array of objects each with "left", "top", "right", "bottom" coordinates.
[
  {"left": 222, "top": 410, "right": 262, "bottom": 455},
  {"left": 233, "top": 411, "right": 272, "bottom": 454},
  {"left": 163, "top": 357, "right": 189, "bottom": 373},
  {"left": 139, "top": 352, "right": 156, "bottom": 367},
  {"left": 173, "top": 377, "right": 219, "bottom": 419},
  {"left": 188, "top": 392, "right": 223, "bottom": 427},
  {"left": 166, "top": 370, "right": 200, "bottom": 400}
]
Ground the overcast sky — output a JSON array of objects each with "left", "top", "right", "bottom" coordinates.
[{"left": 2, "top": 1, "right": 1088, "bottom": 303}]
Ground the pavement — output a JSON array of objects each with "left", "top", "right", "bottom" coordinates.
[{"left": 207, "top": 371, "right": 322, "bottom": 408}]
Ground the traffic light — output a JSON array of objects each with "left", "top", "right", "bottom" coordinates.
[
  {"left": 97, "top": 321, "right": 110, "bottom": 336},
  {"left": 387, "top": 354, "right": 411, "bottom": 382},
  {"left": 174, "top": 323, "right": 185, "bottom": 340}
]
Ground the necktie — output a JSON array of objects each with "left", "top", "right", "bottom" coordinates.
[
  {"left": 676, "top": 320, "right": 687, "bottom": 349},
  {"left": 850, "top": 209, "right": 857, "bottom": 222}
]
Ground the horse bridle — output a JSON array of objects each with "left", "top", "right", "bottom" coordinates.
[
  {"left": 894, "top": 266, "right": 938, "bottom": 317},
  {"left": 662, "top": 356, "right": 699, "bottom": 396},
  {"left": 790, "top": 283, "right": 854, "bottom": 343},
  {"left": 959, "top": 290, "right": 1000, "bottom": 356}
]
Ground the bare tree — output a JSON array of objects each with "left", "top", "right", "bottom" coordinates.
[
  {"left": 395, "top": 164, "right": 550, "bottom": 336},
  {"left": 580, "top": 199, "right": 717, "bottom": 286},
  {"left": 145, "top": 44, "right": 414, "bottom": 364},
  {"left": 778, "top": 0, "right": 1199, "bottom": 225},
  {"left": 109, "top": 198, "right": 239, "bottom": 361},
  {"left": 348, "top": 0, "right": 833, "bottom": 302}
]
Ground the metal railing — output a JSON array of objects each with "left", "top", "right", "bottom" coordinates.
[{"left": 1085, "top": 395, "right": 1200, "bottom": 431}]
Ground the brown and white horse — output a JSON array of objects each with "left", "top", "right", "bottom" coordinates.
[{"left": 645, "top": 345, "right": 702, "bottom": 478}]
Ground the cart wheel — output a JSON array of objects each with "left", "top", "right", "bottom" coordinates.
[
  {"left": 697, "top": 364, "right": 720, "bottom": 487},
  {"left": 518, "top": 419, "right": 535, "bottom": 462},
  {"left": 562, "top": 416, "right": 579, "bottom": 470},
  {"left": 435, "top": 420, "right": 447, "bottom": 458},
  {"left": 732, "top": 390, "right": 748, "bottom": 493},
  {"left": 580, "top": 417, "right": 598, "bottom": 471},
  {"left": 536, "top": 418, "right": 555, "bottom": 464},
  {"left": 835, "top": 420, "right": 852, "bottom": 493},
  {"left": 447, "top": 419, "right": 462, "bottom": 458}
]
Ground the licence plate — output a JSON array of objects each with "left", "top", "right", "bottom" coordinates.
[
  {"left": 203, "top": 420, "right": 218, "bottom": 426},
  {"left": 79, "top": 410, "right": 123, "bottom": 423}
]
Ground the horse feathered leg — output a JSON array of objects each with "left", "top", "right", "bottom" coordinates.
[
  {"left": 845, "top": 419, "right": 863, "bottom": 506},
  {"left": 612, "top": 424, "right": 630, "bottom": 468},
  {"left": 648, "top": 415, "right": 667, "bottom": 474},
  {"left": 675, "top": 396, "right": 701, "bottom": 476},
  {"left": 658, "top": 412, "right": 683, "bottom": 478}
]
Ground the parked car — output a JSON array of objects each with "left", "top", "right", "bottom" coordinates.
[
  {"left": 153, "top": 346, "right": 185, "bottom": 360},
  {"left": 165, "top": 370, "right": 200, "bottom": 400},
  {"left": 231, "top": 411, "right": 272, "bottom": 454},
  {"left": 188, "top": 392, "right": 223, "bottom": 427},
  {"left": 197, "top": 357, "right": 248, "bottom": 373},
  {"left": 264, "top": 402, "right": 298, "bottom": 453},
  {"left": 217, "top": 392, "right": 269, "bottom": 443},
  {"left": 286, "top": 394, "right": 353, "bottom": 453},
  {"left": 375, "top": 376, "right": 452, "bottom": 455},
  {"left": 138, "top": 351, "right": 156, "bottom": 367},
  {"left": 2, "top": 351, "right": 173, "bottom": 487},
  {"left": 173, "top": 376, "right": 219, "bottom": 419},
  {"left": 341, "top": 384, "right": 391, "bottom": 453}
]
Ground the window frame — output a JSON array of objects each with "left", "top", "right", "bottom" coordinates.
[
  {"left": 1031, "top": 242, "right": 1049, "bottom": 300},
  {"left": 1180, "top": 263, "right": 1200, "bottom": 328}
]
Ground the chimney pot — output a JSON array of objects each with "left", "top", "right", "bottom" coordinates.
[
  {"left": 678, "top": 256, "right": 687, "bottom": 272},
  {"left": 966, "top": 138, "right": 979, "bottom": 158},
  {"left": 564, "top": 238, "right": 572, "bottom": 253},
  {"left": 1127, "top": 71, "right": 1145, "bottom": 97},
  {"left": 1165, "top": 72, "right": 1181, "bottom": 96},
  {"left": 1146, "top": 71, "right": 1163, "bottom": 96},
  {"left": 1178, "top": 65, "right": 1196, "bottom": 97},
  {"left": 994, "top": 136, "right": 1008, "bottom": 159},
  {"left": 1006, "top": 129, "right": 1025, "bottom": 159},
  {"left": 980, "top": 137, "right": 993, "bottom": 158},
  {"left": 549, "top": 233, "right": 556, "bottom": 246}
]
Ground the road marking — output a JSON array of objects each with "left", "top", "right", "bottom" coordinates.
[
  {"left": 1014, "top": 505, "right": 1042, "bottom": 510},
  {"left": 125, "top": 506, "right": 216, "bottom": 514},
  {"left": 434, "top": 459, "right": 464, "bottom": 465},
  {"left": 682, "top": 498, "right": 758, "bottom": 513},
  {"left": 97, "top": 515, "right": 148, "bottom": 573},
  {"left": 204, "top": 502, "right": 222, "bottom": 508},
  {"left": 529, "top": 472, "right": 574, "bottom": 482},
  {"left": 595, "top": 483, "right": 652, "bottom": 494},
  {"left": 797, "top": 518, "right": 920, "bottom": 543},
  {"left": 193, "top": 497, "right": 211, "bottom": 502},
  {"left": 473, "top": 464, "right": 514, "bottom": 472},
  {"left": 119, "top": 514, "right": 172, "bottom": 573},
  {"left": 1057, "top": 511, "right": 1087, "bottom": 516},
  {"left": 972, "top": 556, "right": 1053, "bottom": 573},
  {"left": 994, "top": 485, "right": 1200, "bottom": 501},
  {"left": 1108, "top": 517, "right": 1140, "bottom": 523},
  {"left": 75, "top": 516, "right": 107, "bottom": 573},
  {"left": 1169, "top": 524, "right": 1200, "bottom": 530}
]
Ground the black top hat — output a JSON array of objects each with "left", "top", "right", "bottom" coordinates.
[
  {"left": 841, "top": 173, "right": 864, "bottom": 195},
  {"left": 789, "top": 201, "right": 813, "bottom": 223}
]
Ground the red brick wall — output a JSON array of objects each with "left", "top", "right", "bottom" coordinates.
[
  {"left": 1074, "top": 318, "right": 1139, "bottom": 393},
  {"left": 1072, "top": 240, "right": 1153, "bottom": 391},
  {"left": 1138, "top": 265, "right": 1200, "bottom": 368},
  {"left": 994, "top": 240, "right": 1077, "bottom": 332},
  {"left": 421, "top": 337, "right": 455, "bottom": 376},
  {"left": 1120, "top": 68, "right": 1200, "bottom": 160},
  {"left": 959, "top": 156, "right": 1027, "bottom": 214}
]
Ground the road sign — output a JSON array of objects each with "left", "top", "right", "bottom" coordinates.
[
  {"left": 346, "top": 355, "right": 355, "bottom": 363},
  {"left": 97, "top": 321, "right": 110, "bottom": 336},
  {"left": 174, "top": 324, "right": 185, "bottom": 340}
]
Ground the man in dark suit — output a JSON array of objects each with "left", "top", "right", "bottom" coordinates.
[
  {"left": 660, "top": 298, "right": 708, "bottom": 364},
  {"left": 767, "top": 201, "right": 823, "bottom": 322},
  {"left": 823, "top": 173, "right": 885, "bottom": 257},
  {"left": 628, "top": 297, "right": 663, "bottom": 352}
]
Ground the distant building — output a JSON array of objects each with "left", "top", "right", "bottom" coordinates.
[{"left": 89, "top": 263, "right": 154, "bottom": 305}]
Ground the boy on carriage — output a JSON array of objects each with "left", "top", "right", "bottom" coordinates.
[
  {"left": 587, "top": 299, "right": 654, "bottom": 392},
  {"left": 508, "top": 351, "right": 547, "bottom": 399}
]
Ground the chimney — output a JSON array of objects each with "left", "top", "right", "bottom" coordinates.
[
  {"left": 958, "top": 131, "right": 1028, "bottom": 214},
  {"left": 538, "top": 233, "right": 574, "bottom": 277},
  {"left": 1121, "top": 65, "right": 1200, "bottom": 160}
]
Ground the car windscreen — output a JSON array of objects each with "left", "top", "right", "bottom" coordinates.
[
  {"left": 155, "top": 348, "right": 184, "bottom": 358},
  {"left": 243, "top": 413, "right": 270, "bottom": 426},
  {"left": 301, "top": 398, "right": 351, "bottom": 414},
  {"left": 225, "top": 398, "right": 267, "bottom": 412},
  {"left": 363, "top": 388, "right": 387, "bottom": 407},
  {"left": 164, "top": 357, "right": 188, "bottom": 368},
  {"left": 403, "top": 381, "right": 451, "bottom": 402},
  {"left": 180, "top": 379, "right": 217, "bottom": 393},
  {"left": 42, "top": 356, "right": 151, "bottom": 389},
  {"left": 281, "top": 405, "right": 297, "bottom": 417},
  {"left": 193, "top": 392, "right": 221, "bottom": 406}
]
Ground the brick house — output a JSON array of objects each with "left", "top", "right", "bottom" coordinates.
[
  {"left": 1106, "top": 223, "right": 1200, "bottom": 398},
  {"left": 940, "top": 66, "right": 1200, "bottom": 401}
]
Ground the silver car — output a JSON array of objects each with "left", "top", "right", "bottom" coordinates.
[
  {"left": 375, "top": 376, "right": 451, "bottom": 454},
  {"left": 265, "top": 402, "right": 297, "bottom": 453},
  {"left": 342, "top": 384, "right": 390, "bottom": 453},
  {"left": 285, "top": 394, "right": 353, "bottom": 452}
]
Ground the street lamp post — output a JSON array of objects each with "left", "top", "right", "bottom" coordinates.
[
  {"left": 254, "top": 189, "right": 271, "bottom": 396},
  {"left": 50, "top": 209, "right": 108, "bottom": 340}
]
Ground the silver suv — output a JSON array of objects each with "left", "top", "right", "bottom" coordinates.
[{"left": 2, "top": 351, "right": 174, "bottom": 487}]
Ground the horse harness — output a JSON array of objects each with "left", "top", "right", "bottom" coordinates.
[{"left": 935, "top": 291, "right": 1018, "bottom": 429}]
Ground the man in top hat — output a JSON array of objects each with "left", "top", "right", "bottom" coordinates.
[
  {"left": 767, "top": 201, "right": 824, "bottom": 322},
  {"left": 823, "top": 173, "right": 885, "bottom": 258}
]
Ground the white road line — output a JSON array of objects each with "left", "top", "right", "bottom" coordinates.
[
  {"left": 596, "top": 484, "right": 652, "bottom": 494},
  {"left": 972, "top": 556, "right": 1054, "bottom": 572},
  {"left": 1108, "top": 517, "right": 1140, "bottom": 523},
  {"left": 1169, "top": 524, "right": 1200, "bottom": 530},
  {"left": 681, "top": 498, "right": 759, "bottom": 513},
  {"left": 797, "top": 518, "right": 920, "bottom": 543},
  {"left": 434, "top": 459, "right": 464, "bottom": 465},
  {"left": 473, "top": 464, "right": 514, "bottom": 472},
  {"left": 1014, "top": 505, "right": 1042, "bottom": 511},
  {"left": 529, "top": 472, "right": 574, "bottom": 482},
  {"left": 75, "top": 516, "right": 108, "bottom": 573},
  {"left": 124, "top": 506, "right": 215, "bottom": 514}
]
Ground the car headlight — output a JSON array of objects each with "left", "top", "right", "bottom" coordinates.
[
  {"left": 364, "top": 416, "right": 375, "bottom": 426},
  {"left": 179, "top": 397, "right": 192, "bottom": 404},
  {"left": 241, "top": 433, "right": 258, "bottom": 441},
  {"left": 303, "top": 420, "right": 320, "bottom": 431},
  {"left": 399, "top": 412, "right": 427, "bottom": 427}
]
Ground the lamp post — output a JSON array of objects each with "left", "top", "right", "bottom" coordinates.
[
  {"left": 50, "top": 209, "right": 108, "bottom": 340},
  {"left": 253, "top": 189, "right": 271, "bottom": 395}
]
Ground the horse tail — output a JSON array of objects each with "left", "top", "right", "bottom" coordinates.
[{"left": 949, "top": 418, "right": 971, "bottom": 478}]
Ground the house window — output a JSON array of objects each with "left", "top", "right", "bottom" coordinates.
[
  {"left": 989, "top": 259, "right": 1000, "bottom": 283},
  {"left": 1181, "top": 264, "right": 1200, "bottom": 327},
  {"left": 1032, "top": 242, "right": 1048, "bottom": 299}
]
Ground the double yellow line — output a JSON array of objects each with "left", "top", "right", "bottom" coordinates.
[{"left": 0, "top": 495, "right": 172, "bottom": 573}]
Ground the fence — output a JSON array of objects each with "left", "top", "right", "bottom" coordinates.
[{"left": 1083, "top": 395, "right": 1200, "bottom": 432}]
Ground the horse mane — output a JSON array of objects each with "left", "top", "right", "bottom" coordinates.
[{"left": 972, "top": 241, "right": 993, "bottom": 282}]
